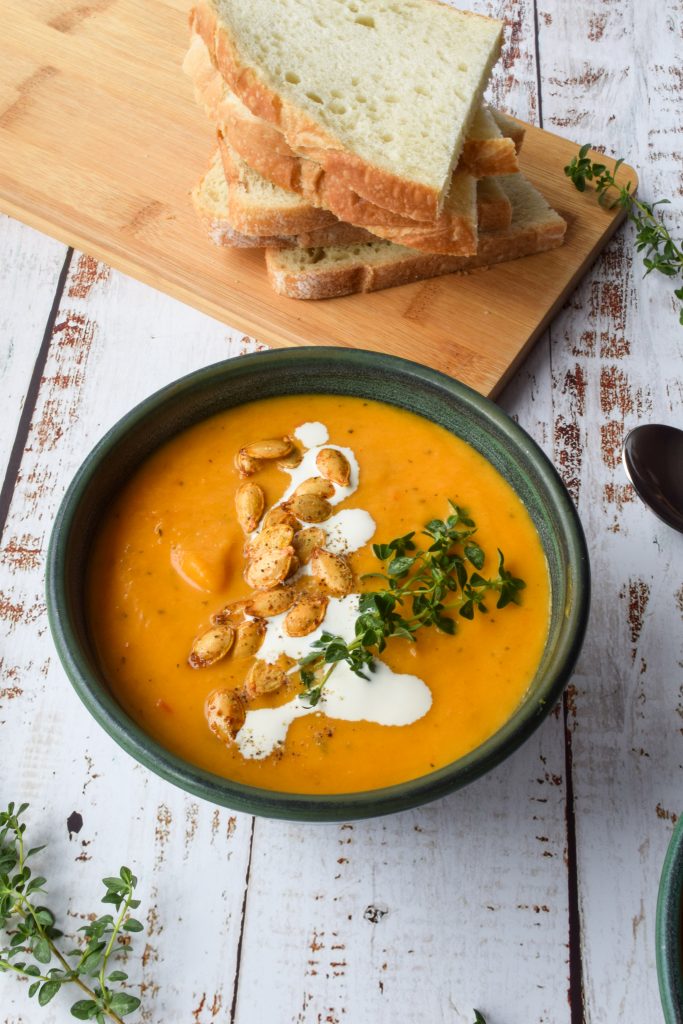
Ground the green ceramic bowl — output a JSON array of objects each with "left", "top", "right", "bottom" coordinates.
[
  {"left": 657, "top": 815, "right": 683, "bottom": 1022},
  {"left": 46, "top": 348, "right": 590, "bottom": 821}
]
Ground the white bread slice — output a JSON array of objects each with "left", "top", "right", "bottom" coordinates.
[
  {"left": 461, "top": 107, "right": 519, "bottom": 177},
  {"left": 191, "top": 0, "right": 503, "bottom": 220},
  {"left": 192, "top": 150, "right": 512, "bottom": 249},
  {"left": 478, "top": 178, "right": 512, "bottom": 231},
  {"left": 489, "top": 109, "right": 526, "bottom": 153},
  {"left": 183, "top": 32, "right": 519, "bottom": 190},
  {"left": 218, "top": 137, "right": 516, "bottom": 251},
  {"left": 216, "top": 130, "right": 480, "bottom": 255},
  {"left": 192, "top": 152, "right": 374, "bottom": 248},
  {"left": 217, "top": 144, "right": 335, "bottom": 234},
  {"left": 265, "top": 175, "right": 567, "bottom": 299}
]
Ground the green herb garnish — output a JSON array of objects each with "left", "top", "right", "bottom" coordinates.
[
  {"left": 0, "top": 803, "right": 143, "bottom": 1022},
  {"left": 565, "top": 144, "right": 683, "bottom": 325},
  {"left": 298, "top": 502, "right": 525, "bottom": 706},
  {"left": 473, "top": 1013, "right": 488, "bottom": 1024}
]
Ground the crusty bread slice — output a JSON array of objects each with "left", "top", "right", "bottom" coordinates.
[
  {"left": 478, "top": 178, "right": 512, "bottom": 231},
  {"left": 217, "top": 131, "right": 480, "bottom": 255},
  {"left": 192, "top": 153, "right": 374, "bottom": 248},
  {"left": 184, "top": 32, "right": 518, "bottom": 189},
  {"left": 191, "top": 0, "right": 503, "bottom": 220},
  {"left": 265, "top": 175, "right": 567, "bottom": 299},
  {"left": 217, "top": 143, "right": 335, "bottom": 234},
  {"left": 192, "top": 149, "right": 511, "bottom": 250},
  {"left": 218, "top": 136, "right": 513, "bottom": 243},
  {"left": 489, "top": 109, "right": 526, "bottom": 153},
  {"left": 461, "top": 107, "right": 519, "bottom": 177}
]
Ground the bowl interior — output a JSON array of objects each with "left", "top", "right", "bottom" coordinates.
[
  {"left": 47, "top": 349, "right": 590, "bottom": 820},
  {"left": 658, "top": 815, "right": 683, "bottom": 1023}
]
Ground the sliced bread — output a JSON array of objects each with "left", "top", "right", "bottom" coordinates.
[
  {"left": 219, "top": 136, "right": 519, "bottom": 253},
  {"left": 216, "top": 145, "right": 336, "bottom": 235},
  {"left": 192, "top": 149, "right": 512, "bottom": 249},
  {"left": 489, "top": 109, "right": 526, "bottom": 153},
  {"left": 191, "top": 0, "right": 503, "bottom": 220},
  {"left": 265, "top": 175, "right": 567, "bottom": 299},
  {"left": 217, "top": 132, "right": 480, "bottom": 255},
  {"left": 461, "top": 107, "right": 519, "bottom": 177},
  {"left": 184, "top": 32, "right": 519, "bottom": 190},
  {"left": 192, "top": 153, "right": 374, "bottom": 248}
]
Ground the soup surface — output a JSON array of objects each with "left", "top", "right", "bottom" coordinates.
[{"left": 87, "top": 394, "right": 550, "bottom": 793}]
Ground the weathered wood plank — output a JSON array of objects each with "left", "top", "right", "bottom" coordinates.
[
  {"left": 537, "top": 0, "right": 683, "bottom": 1020},
  {"left": 0, "top": 215, "right": 67, "bottom": 480},
  {"left": 0, "top": 258, "right": 260, "bottom": 1023},
  {"left": 235, "top": 726, "right": 569, "bottom": 1024}
]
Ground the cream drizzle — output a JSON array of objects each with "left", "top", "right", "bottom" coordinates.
[{"left": 236, "top": 421, "right": 433, "bottom": 760}]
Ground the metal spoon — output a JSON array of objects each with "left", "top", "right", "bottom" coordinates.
[{"left": 622, "top": 424, "right": 683, "bottom": 533}]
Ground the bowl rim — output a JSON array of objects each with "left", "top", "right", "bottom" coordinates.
[
  {"left": 657, "top": 814, "right": 683, "bottom": 1022},
  {"left": 46, "top": 347, "right": 590, "bottom": 821}
]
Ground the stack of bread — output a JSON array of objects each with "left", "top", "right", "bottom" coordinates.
[{"left": 185, "top": 0, "right": 566, "bottom": 299}]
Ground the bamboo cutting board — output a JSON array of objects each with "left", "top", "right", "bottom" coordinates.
[{"left": 0, "top": 0, "right": 635, "bottom": 397}]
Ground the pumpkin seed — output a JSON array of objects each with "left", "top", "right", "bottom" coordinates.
[
  {"left": 235, "top": 480, "right": 265, "bottom": 533},
  {"left": 234, "top": 450, "right": 263, "bottom": 478},
  {"left": 244, "top": 546, "right": 294, "bottom": 590},
  {"left": 233, "top": 619, "right": 266, "bottom": 659},
  {"left": 277, "top": 445, "right": 303, "bottom": 470},
  {"left": 283, "top": 493, "right": 332, "bottom": 523},
  {"left": 316, "top": 448, "right": 351, "bottom": 486},
  {"left": 241, "top": 437, "right": 293, "bottom": 460},
  {"left": 284, "top": 592, "right": 329, "bottom": 638},
  {"left": 310, "top": 548, "right": 353, "bottom": 596},
  {"left": 211, "top": 599, "right": 247, "bottom": 625},
  {"left": 286, "top": 554, "right": 300, "bottom": 579},
  {"left": 293, "top": 526, "right": 326, "bottom": 565},
  {"left": 294, "top": 576, "right": 327, "bottom": 598},
  {"left": 244, "top": 660, "right": 288, "bottom": 700},
  {"left": 206, "top": 688, "right": 245, "bottom": 742},
  {"left": 189, "top": 623, "right": 234, "bottom": 668},
  {"left": 249, "top": 523, "right": 295, "bottom": 555},
  {"left": 294, "top": 477, "right": 335, "bottom": 499},
  {"left": 244, "top": 586, "right": 296, "bottom": 617},
  {"left": 262, "top": 506, "right": 300, "bottom": 531}
]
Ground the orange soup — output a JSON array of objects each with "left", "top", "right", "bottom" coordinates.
[{"left": 86, "top": 395, "right": 550, "bottom": 793}]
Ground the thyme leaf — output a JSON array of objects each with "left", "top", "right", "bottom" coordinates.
[
  {"left": 565, "top": 144, "right": 683, "bottom": 325},
  {"left": 298, "top": 502, "right": 525, "bottom": 706},
  {"left": 0, "top": 803, "right": 143, "bottom": 1022}
]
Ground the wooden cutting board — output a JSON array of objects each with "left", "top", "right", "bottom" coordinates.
[{"left": 0, "top": 0, "right": 635, "bottom": 397}]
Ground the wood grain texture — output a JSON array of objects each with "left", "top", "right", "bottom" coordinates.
[
  {"left": 535, "top": 1, "right": 683, "bottom": 1021},
  {"left": 0, "top": 215, "right": 67, "bottom": 479},
  {"left": 1, "top": 0, "right": 682, "bottom": 1022},
  {"left": 0, "top": 0, "right": 636, "bottom": 397},
  {"left": 0, "top": 262, "right": 263, "bottom": 1023}
]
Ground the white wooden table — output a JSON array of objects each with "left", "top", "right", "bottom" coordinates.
[{"left": 1, "top": 2, "right": 682, "bottom": 1022}]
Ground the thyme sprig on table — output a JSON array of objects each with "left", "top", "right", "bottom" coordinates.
[
  {"left": 565, "top": 144, "right": 683, "bottom": 325},
  {"left": 299, "top": 502, "right": 525, "bottom": 706},
  {"left": 0, "top": 803, "right": 143, "bottom": 1022}
]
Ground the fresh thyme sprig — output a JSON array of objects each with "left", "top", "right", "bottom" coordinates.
[
  {"left": 298, "top": 502, "right": 525, "bottom": 706},
  {"left": 565, "top": 144, "right": 683, "bottom": 325},
  {"left": 0, "top": 803, "right": 143, "bottom": 1022}
]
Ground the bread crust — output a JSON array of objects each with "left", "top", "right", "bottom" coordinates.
[
  {"left": 266, "top": 220, "right": 566, "bottom": 300},
  {"left": 191, "top": 151, "right": 375, "bottom": 247},
  {"left": 218, "top": 136, "right": 337, "bottom": 234},
  {"left": 187, "top": 31, "right": 521, "bottom": 189},
  {"left": 192, "top": 2, "right": 503, "bottom": 221},
  {"left": 460, "top": 137, "right": 519, "bottom": 177}
]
